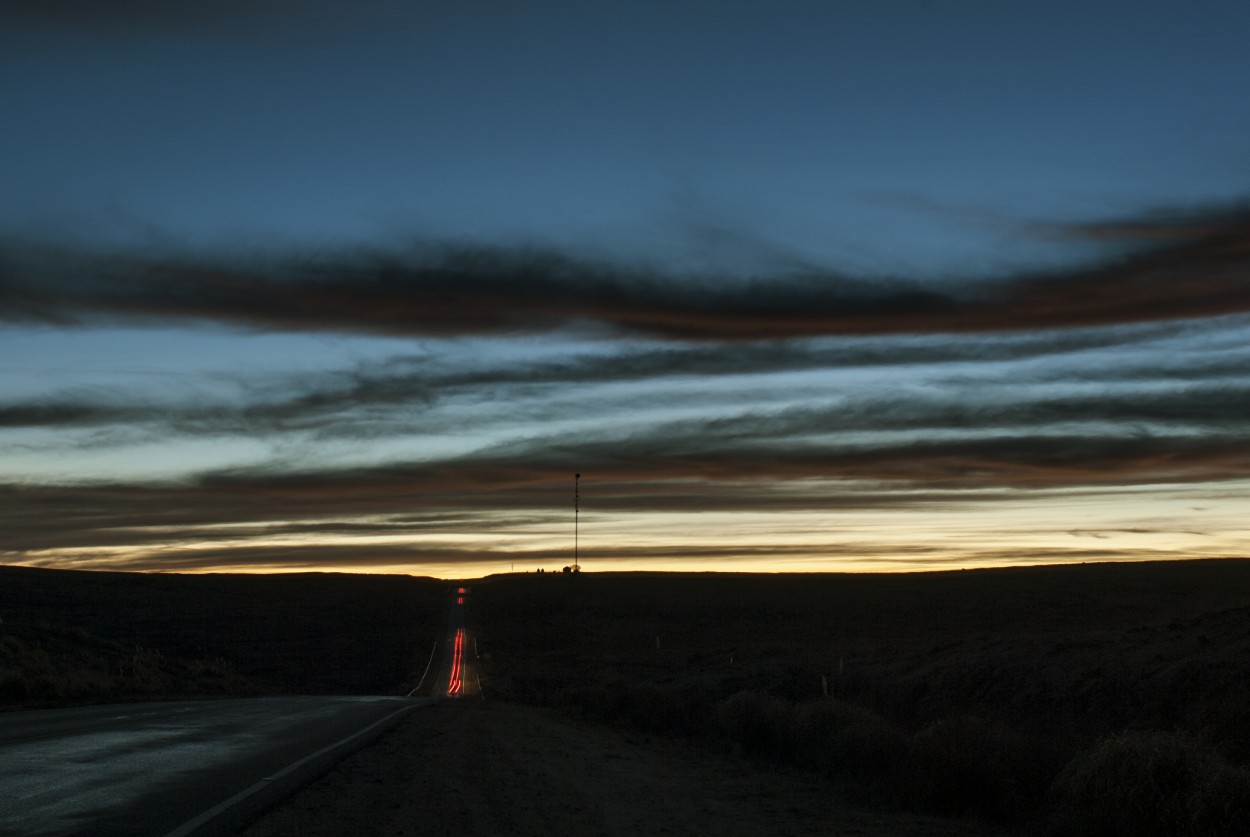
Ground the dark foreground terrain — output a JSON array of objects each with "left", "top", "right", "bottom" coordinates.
[
  {"left": 244, "top": 698, "right": 1010, "bottom": 837},
  {"left": 5, "top": 559, "right": 1250, "bottom": 835}
]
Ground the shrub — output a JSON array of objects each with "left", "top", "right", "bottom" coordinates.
[
  {"left": 0, "top": 672, "right": 29, "bottom": 703},
  {"left": 908, "top": 715, "right": 1051, "bottom": 822},
  {"left": 566, "top": 680, "right": 715, "bottom": 739},
  {"left": 1051, "top": 730, "right": 1250, "bottom": 837},
  {"left": 793, "top": 698, "right": 909, "bottom": 781},
  {"left": 715, "top": 690, "right": 794, "bottom": 756},
  {"left": 622, "top": 682, "right": 688, "bottom": 733}
]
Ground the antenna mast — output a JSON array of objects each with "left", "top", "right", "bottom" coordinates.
[{"left": 574, "top": 473, "right": 581, "bottom": 572}]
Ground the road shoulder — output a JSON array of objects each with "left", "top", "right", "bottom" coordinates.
[{"left": 242, "top": 699, "right": 1010, "bottom": 836}]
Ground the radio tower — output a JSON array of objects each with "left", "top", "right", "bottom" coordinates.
[{"left": 573, "top": 473, "right": 581, "bottom": 572}]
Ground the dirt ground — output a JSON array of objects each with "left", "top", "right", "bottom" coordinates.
[{"left": 242, "top": 699, "right": 1010, "bottom": 837}]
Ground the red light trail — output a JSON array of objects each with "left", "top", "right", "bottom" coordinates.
[{"left": 446, "top": 627, "right": 465, "bottom": 697}]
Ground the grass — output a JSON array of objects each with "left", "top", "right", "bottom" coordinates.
[
  {"left": 0, "top": 617, "right": 253, "bottom": 704},
  {"left": 0, "top": 565, "right": 449, "bottom": 705},
  {"left": 468, "top": 559, "right": 1250, "bottom": 828}
]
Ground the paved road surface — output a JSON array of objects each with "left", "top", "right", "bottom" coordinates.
[
  {"left": 0, "top": 695, "right": 424, "bottom": 836},
  {"left": 433, "top": 586, "right": 480, "bottom": 699}
]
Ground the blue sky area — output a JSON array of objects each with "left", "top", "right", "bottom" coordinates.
[{"left": 3, "top": 1, "right": 1250, "bottom": 576}]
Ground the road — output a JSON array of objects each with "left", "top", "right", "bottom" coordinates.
[
  {"left": 0, "top": 587, "right": 480, "bottom": 834},
  {"left": 0, "top": 586, "right": 480, "bottom": 836},
  {"left": 0, "top": 694, "right": 425, "bottom": 836},
  {"left": 432, "top": 586, "right": 480, "bottom": 700}
]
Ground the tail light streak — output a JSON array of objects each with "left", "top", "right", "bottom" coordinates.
[{"left": 447, "top": 628, "right": 466, "bottom": 697}]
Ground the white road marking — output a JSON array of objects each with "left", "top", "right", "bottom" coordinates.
[
  {"left": 407, "top": 638, "right": 440, "bottom": 697},
  {"left": 162, "top": 702, "right": 421, "bottom": 837}
]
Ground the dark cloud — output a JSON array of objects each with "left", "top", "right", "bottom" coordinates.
[
  {"left": 734, "top": 382, "right": 1250, "bottom": 436},
  {"left": 4, "top": 206, "right": 1250, "bottom": 340},
  {"left": 0, "top": 400, "right": 144, "bottom": 428},
  {"left": 1038, "top": 203, "right": 1250, "bottom": 244},
  {"left": 1067, "top": 527, "right": 1210, "bottom": 540},
  {"left": 944, "top": 547, "right": 1190, "bottom": 567}
]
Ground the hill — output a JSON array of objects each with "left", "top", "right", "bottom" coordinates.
[
  {"left": 0, "top": 565, "right": 449, "bottom": 706},
  {"left": 469, "top": 560, "right": 1250, "bottom": 831}
]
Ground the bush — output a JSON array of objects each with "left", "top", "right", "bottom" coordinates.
[
  {"left": 908, "top": 715, "right": 1051, "bottom": 822},
  {"left": 793, "top": 698, "right": 909, "bottom": 780},
  {"left": 0, "top": 672, "right": 29, "bottom": 703},
  {"left": 621, "top": 682, "right": 688, "bottom": 733},
  {"left": 1051, "top": 731, "right": 1250, "bottom": 837},
  {"left": 715, "top": 690, "right": 795, "bottom": 756},
  {"left": 566, "top": 680, "right": 713, "bottom": 738}
]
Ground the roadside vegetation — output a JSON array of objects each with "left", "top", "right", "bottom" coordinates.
[
  {"left": 0, "top": 616, "right": 255, "bottom": 705},
  {"left": 471, "top": 560, "right": 1250, "bottom": 835},
  {"left": 0, "top": 565, "right": 449, "bottom": 706}
]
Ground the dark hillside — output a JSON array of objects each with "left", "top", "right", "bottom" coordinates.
[
  {"left": 0, "top": 616, "right": 254, "bottom": 705},
  {"left": 473, "top": 560, "right": 1250, "bottom": 738},
  {"left": 471, "top": 560, "right": 1250, "bottom": 830},
  {"left": 0, "top": 566, "right": 448, "bottom": 704}
]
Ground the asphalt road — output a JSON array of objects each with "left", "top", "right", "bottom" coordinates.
[
  {"left": 0, "top": 695, "right": 426, "bottom": 837},
  {"left": 432, "top": 586, "right": 480, "bottom": 700}
]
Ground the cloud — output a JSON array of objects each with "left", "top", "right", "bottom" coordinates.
[
  {"left": 0, "top": 399, "right": 144, "bottom": 428},
  {"left": 4, "top": 205, "right": 1250, "bottom": 340},
  {"left": 1036, "top": 203, "right": 1250, "bottom": 244},
  {"left": 0, "top": 503, "right": 1211, "bottom": 574},
  {"left": 3, "top": 422, "right": 1248, "bottom": 559},
  {"left": 3, "top": 335, "right": 1248, "bottom": 541},
  {"left": 7, "top": 540, "right": 897, "bottom": 574},
  {"left": 5, "top": 204, "right": 1249, "bottom": 572},
  {"left": 0, "top": 327, "right": 1175, "bottom": 432}
]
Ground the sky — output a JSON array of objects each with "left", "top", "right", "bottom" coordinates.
[{"left": 2, "top": 0, "right": 1250, "bottom": 577}]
